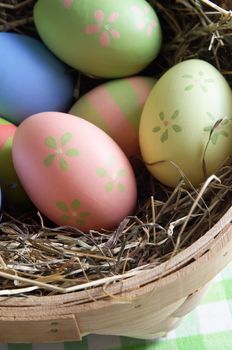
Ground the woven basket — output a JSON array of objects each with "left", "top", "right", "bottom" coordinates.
[
  {"left": 0, "top": 0, "right": 232, "bottom": 344},
  {"left": 0, "top": 206, "right": 231, "bottom": 343}
]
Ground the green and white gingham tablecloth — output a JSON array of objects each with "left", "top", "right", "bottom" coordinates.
[{"left": 3, "top": 262, "right": 232, "bottom": 350}]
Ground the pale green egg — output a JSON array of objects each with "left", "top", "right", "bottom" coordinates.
[
  {"left": 34, "top": 0, "right": 162, "bottom": 78},
  {"left": 139, "top": 59, "right": 232, "bottom": 188}
]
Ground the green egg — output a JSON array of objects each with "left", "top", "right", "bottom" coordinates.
[
  {"left": 139, "top": 59, "right": 232, "bottom": 188},
  {"left": 34, "top": 0, "right": 162, "bottom": 78}
]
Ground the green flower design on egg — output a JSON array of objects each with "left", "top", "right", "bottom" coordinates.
[
  {"left": 56, "top": 199, "right": 90, "bottom": 227},
  {"left": 43, "top": 132, "right": 79, "bottom": 171},
  {"left": 96, "top": 156, "right": 127, "bottom": 192},
  {"left": 152, "top": 110, "right": 182, "bottom": 142},
  {"left": 203, "top": 112, "right": 232, "bottom": 145},
  {"left": 182, "top": 71, "right": 214, "bottom": 92}
]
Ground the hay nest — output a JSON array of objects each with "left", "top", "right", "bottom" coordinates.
[{"left": 0, "top": 0, "right": 231, "bottom": 296}]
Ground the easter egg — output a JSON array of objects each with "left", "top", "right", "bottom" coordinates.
[
  {"left": 139, "top": 59, "right": 232, "bottom": 187},
  {"left": 0, "top": 117, "right": 30, "bottom": 208},
  {"left": 0, "top": 33, "right": 74, "bottom": 124},
  {"left": 12, "top": 112, "right": 137, "bottom": 232},
  {"left": 69, "top": 76, "right": 156, "bottom": 157},
  {"left": 34, "top": 0, "right": 162, "bottom": 78}
]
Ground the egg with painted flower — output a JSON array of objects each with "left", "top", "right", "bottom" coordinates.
[
  {"left": 34, "top": 0, "right": 162, "bottom": 78},
  {"left": 139, "top": 59, "right": 232, "bottom": 187},
  {"left": 12, "top": 112, "right": 137, "bottom": 232}
]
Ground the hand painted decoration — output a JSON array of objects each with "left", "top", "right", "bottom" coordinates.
[
  {"left": 139, "top": 59, "right": 232, "bottom": 188},
  {"left": 34, "top": 0, "right": 162, "bottom": 78},
  {"left": 12, "top": 112, "right": 137, "bottom": 232}
]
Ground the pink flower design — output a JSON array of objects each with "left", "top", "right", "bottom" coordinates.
[
  {"left": 63, "top": 0, "right": 73, "bottom": 8},
  {"left": 132, "top": 5, "right": 157, "bottom": 37},
  {"left": 85, "top": 10, "right": 120, "bottom": 48}
]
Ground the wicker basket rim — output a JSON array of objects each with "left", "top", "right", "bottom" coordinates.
[{"left": 0, "top": 205, "right": 231, "bottom": 306}]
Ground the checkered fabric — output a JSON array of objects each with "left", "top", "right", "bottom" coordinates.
[{"left": 3, "top": 262, "right": 232, "bottom": 350}]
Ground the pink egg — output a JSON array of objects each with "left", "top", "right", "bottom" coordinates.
[{"left": 12, "top": 112, "right": 137, "bottom": 232}]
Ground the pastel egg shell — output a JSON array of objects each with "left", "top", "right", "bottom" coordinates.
[
  {"left": 0, "top": 33, "right": 74, "bottom": 124},
  {"left": 12, "top": 112, "right": 137, "bottom": 232},
  {"left": 34, "top": 0, "right": 162, "bottom": 78},
  {"left": 139, "top": 59, "right": 232, "bottom": 188},
  {"left": 0, "top": 117, "right": 30, "bottom": 208},
  {"left": 69, "top": 76, "right": 156, "bottom": 157}
]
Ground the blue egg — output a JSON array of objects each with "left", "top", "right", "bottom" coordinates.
[{"left": 0, "top": 33, "right": 74, "bottom": 124}]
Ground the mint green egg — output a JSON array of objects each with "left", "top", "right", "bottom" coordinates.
[{"left": 34, "top": 0, "right": 162, "bottom": 78}]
